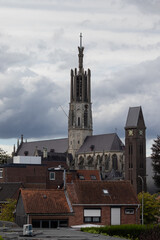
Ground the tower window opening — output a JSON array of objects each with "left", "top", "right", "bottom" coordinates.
[
  {"left": 84, "top": 76, "right": 88, "bottom": 101},
  {"left": 78, "top": 117, "right": 80, "bottom": 126},
  {"left": 76, "top": 76, "right": 82, "bottom": 101},
  {"left": 84, "top": 110, "right": 88, "bottom": 127}
]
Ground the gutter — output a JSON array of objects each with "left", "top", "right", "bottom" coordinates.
[{"left": 72, "top": 204, "right": 140, "bottom": 206}]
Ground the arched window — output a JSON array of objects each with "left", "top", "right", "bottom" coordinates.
[
  {"left": 112, "top": 154, "right": 118, "bottom": 170},
  {"left": 78, "top": 156, "right": 84, "bottom": 169},
  {"left": 105, "top": 154, "right": 109, "bottom": 170},
  {"left": 78, "top": 117, "right": 80, "bottom": 126},
  {"left": 84, "top": 110, "right": 88, "bottom": 127},
  {"left": 87, "top": 155, "right": 93, "bottom": 167}
]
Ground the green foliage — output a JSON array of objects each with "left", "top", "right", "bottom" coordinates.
[
  {"left": 138, "top": 192, "right": 160, "bottom": 224},
  {"left": 151, "top": 135, "right": 160, "bottom": 188},
  {"left": 0, "top": 199, "right": 17, "bottom": 222},
  {"left": 139, "top": 225, "right": 160, "bottom": 240},
  {"left": 0, "top": 237, "right": 4, "bottom": 240},
  {"left": 0, "top": 148, "right": 10, "bottom": 164},
  {"left": 81, "top": 224, "right": 160, "bottom": 240}
]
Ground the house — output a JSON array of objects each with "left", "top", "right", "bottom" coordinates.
[
  {"left": 67, "top": 181, "right": 140, "bottom": 226},
  {"left": 15, "top": 180, "right": 140, "bottom": 228},
  {"left": 16, "top": 188, "right": 73, "bottom": 227}
]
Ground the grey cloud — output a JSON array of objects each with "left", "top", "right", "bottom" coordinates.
[
  {"left": 0, "top": 69, "right": 68, "bottom": 139},
  {"left": 0, "top": 45, "right": 33, "bottom": 72},
  {"left": 48, "top": 49, "right": 76, "bottom": 70},
  {"left": 92, "top": 57, "right": 160, "bottom": 141},
  {"left": 126, "top": 0, "right": 160, "bottom": 14}
]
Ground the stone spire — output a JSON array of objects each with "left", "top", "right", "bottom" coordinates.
[{"left": 78, "top": 33, "right": 84, "bottom": 73}]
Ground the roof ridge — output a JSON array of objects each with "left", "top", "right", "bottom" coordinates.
[{"left": 23, "top": 137, "right": 68, "bottom": 144}]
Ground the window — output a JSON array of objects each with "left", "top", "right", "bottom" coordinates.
[
  {"left": 90, "top": 175, "right": 96, "bottom": 180},
  {"left": 79, "top": 175, "right": 85, "bottom": 180},
  {"left": 49, "top": 172, "right": 55, "bottom": 180},
  {"left": 78, "top": 117, "right": 80, "bottom": 126},
  {"left": 103, "top": 189, "right": 109, "bottom": 195},
  {"left": 0, "top": 169, "right": 3, "bottom": 178},
  {"left": 125, "top": 208, "right": 135, "bottom": 215},
  {"left": 112, "top": 154, "right": 118, "bottom": 170},
  {"left": 84, "top": 209, "right": 101, "bottom": 223}
]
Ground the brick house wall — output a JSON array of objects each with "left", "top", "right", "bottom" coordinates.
[{"left": 69, "top": 205, "right": 139, "bottom": 226}]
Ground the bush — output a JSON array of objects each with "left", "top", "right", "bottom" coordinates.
[
  {"left": 81, "top": 224, "right": 160, "bottom": 240},
  {"left": 0, "top": 236, "right": 4, "bottom": 240},
  {"left": 139, "top": 225, "right": 160, "bottom": 240}
]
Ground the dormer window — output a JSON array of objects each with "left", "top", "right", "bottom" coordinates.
[
  {"left": 79, "top": 175, "right": 85, "bottom": 180},
  {"left": 90, "top": 175, "right": 96, "bottom": 180},
  {"left": 103, "top": 189, "right": 109, "bottom": 195},
  {"left": 90, "top": 145, "right": 94, "bottom": 151}
]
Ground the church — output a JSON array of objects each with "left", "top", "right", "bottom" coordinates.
[{"left": 13, "top": 35, "right": 146, "bottom": 194}]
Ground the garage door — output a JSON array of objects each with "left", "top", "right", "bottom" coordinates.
[
  {"left": 32, "top": 219, "right": 68, "bottom": 228},
  {"left": 111, "top": 208, "right": 120, "bottom": 225}
]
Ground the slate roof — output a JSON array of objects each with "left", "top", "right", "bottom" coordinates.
[
  {"left": 67, "top": 181, "right": 139, "bottom": 205},
  {"left": 77, "top": 133, "right": 124, "bottom": 154},
  {"left": 0, "top": 183, "right": 23, "bottom": 202},
  {"left": 17, "top": 138, "right": 68, "bottom": 156},
  {"left": 125, "top": 106, "right": 145, "bottom": 128},
  {"left": 20, "top": 188, "right": 71, "bottom": 214}
]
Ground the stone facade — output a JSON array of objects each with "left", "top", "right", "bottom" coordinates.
[{"left": 68, "top": 34, "right": 92, "bottom": 160}]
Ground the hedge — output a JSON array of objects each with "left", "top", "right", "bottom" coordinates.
[{"left": 81, "top": 224, "right": 160, "bottom": 240}]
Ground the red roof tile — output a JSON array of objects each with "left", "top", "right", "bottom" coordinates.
[
  {"left": 76, "top": 170, "right": 101, "bottom": 181},
  {"left": 20, "top": 188, "right": 71, "bottom": 214},
  {"left": 67, "top": 181, "right": 139, "bottom": 205}
]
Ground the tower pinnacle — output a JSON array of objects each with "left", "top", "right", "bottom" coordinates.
[
  {"left": 78, "top": 33, "right": 84, "bottom": 72},
  {"left": 80, "top": 33, "right": 82, "bottom": 48}
]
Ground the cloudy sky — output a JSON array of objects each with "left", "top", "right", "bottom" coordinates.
[{"left": 0, "top": 0, "right": 160, "bottom": 156}]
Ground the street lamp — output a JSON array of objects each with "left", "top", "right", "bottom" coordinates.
[{"left": 138, "top": 175, "right": 144, "bottom": 225}]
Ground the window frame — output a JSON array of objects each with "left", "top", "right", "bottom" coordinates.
[
  {"left": 125, "top": 208, "right": 135, "bottom": 215},
  {"left": 84, "top": 208, "right": 101, "bottom": 223},
  {"left": 49, "top": 172, "right": 55, "bottom": 180},
  {"left": 0, "top": 168, "right": 3, "bottom": 178},
  {"left": 90, "top": 175, "right": 97, "bottom": 180}
]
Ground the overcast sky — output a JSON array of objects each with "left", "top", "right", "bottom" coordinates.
[{"left": 0, "top": 0, "right": 160, "bottom": 156}]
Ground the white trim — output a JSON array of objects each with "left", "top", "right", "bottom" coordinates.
[
  {"left": 0, "top": 168, "right": 3, "bottom": 178},
  {"left": 84, "top": 209, "right": 101, "bottom": 217},
  {"left": 49, "top": 172, "right": 55, "bottom": 180}
]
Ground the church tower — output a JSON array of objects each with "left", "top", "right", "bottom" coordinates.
[
  {"left": 125, "top": 106, "right": 146, "bottom": 194},
  {"left": 68, "top": 34, "right": 93, "bottom": 163}
]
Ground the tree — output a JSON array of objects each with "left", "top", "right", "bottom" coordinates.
[
  {"left": 0, "top": 199, "right": 17, "bottom": 222},
  {"left": 151, "top": 135, "right": 160, "bottom": 188},
  {"left": 138, "top": 192, "right": 160, "bottom": 224},
  {"left": 0, "top": 148, "right": 10, "bottom": 164}
]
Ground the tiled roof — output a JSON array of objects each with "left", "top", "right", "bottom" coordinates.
[
  {"left": 77, "top": 133, "right": 124, "bottom": 154},
  {"left": 67, "top": 181, "right": 139, "bottom": 205},
  {"left": 125, "top": 106, "right": 146, "bottom": 128},
  {"left": 66, "top": 170, "right": 101, "bottom": 183},
  {"left": 0, "top": 183, "right": 23, "bottom": 201},
  {"left": 20, "top": 189, "right": 71, "bottom": 214},
  {"left": 76, "top": 170, "right": 101, "bottom": 181},
  {"left": 17, "top": 138, "right": 68, "bottom": 156}
]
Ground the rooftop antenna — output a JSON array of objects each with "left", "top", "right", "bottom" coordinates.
[{"left": 80, "top": 33, "right": 82, "bottom": 48}]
